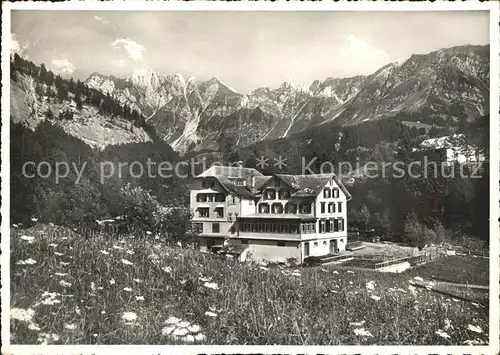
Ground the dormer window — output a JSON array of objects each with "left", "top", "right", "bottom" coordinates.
[
  {"left": 235, "top": 179, "right": 245, "bottom": 186},
  {"left": 264, "top": 189, "right": 276, "bottom": 200},
  {"left": 278, "top": 189, "right": 290, "bottom": 199},
  {"left": 323, "top": 188, "right": 332, "bottom": 198}
]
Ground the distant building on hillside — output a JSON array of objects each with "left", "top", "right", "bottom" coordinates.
[
  {"left": 189, "top": 165, "right": 351, "bottom": 263},
  {"left": 412, "top": 134, "right": 486, "bottom": 165}
]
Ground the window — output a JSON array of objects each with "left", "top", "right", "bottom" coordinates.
[
  {"left": 301, "top": 204, "right": 311, "bottom": 214},
  {"left": 236, "top": 179, "right": 245, "bottom": 186},
  {"left": 272, "top": 203, "right": 284, "bottom": 214},
  {"left": 323, "top": 241, "right": 327, "bottom": 245},
  {"left": 265, "top": 189, "right": 276, "bottom": 200},
  {"left": 339, "top": 218, "right": 344, "bottom": 231},
  {"left": 290, "top": 224, "right": 298, "bottom": 234},
  {"left": 323, "top": 188, "right": 331, "bottom": 198},
  {"left": 212, "top": 223, "right": 220, "bottom": 233},
  {"left": 230, "top": 226, "right": 235, "bottom": 234},
  {"left": 320, "top": 220, "right": 325, "bottom": 233},
  {"left": 241, "top": 239, "right": 248, "bottom": 244},
  {"left": 216, "top": 207, "right": 224, "bottom": 218},
  {"left": 215, "top": 194, "right": 225, "bottom": 202},
  {"left": 338, "top": 202, "right": 343, "bottom": 213},
  {"left": 202, "top": 180, "right": 208, "bottom": 188},
  {"left": 259, "top": 203, "right": 270, "bottom": 214},
  {"left": 197, "top": 194, "right": 207, "bottom": 202},
  {"left": 333, "top": 219, "right": 339, "bottom": 232},
  {"left": 286, "top": 203, "right": 297, "bottom": 214},
  {"left": 279, "top": 189, "right": 290, "bottom": 199},
  {"left": 311, "top": 223, "right": 316, "bottom": 233},
  {"left": 199, "top": 208, "right": 209, "bottom": 218},
  {"left": 325, "top": 219, "right": 331, "bottom": 233},
  {"left": 333, "top": 188, "right": 340, "bottom": 198},
  {"left": 321, "top": 202, "right": 326, "bottom": 214},
  {"left": 277, "top": 241, "right": 285, "bottom": 247},
  {"left": 283, "top": 224, "right": 290, "bottom": 233},
  {"left": 340, "top": 239, "right": 344, "bottom": 243},
  {"left": 210, "top": 180, "right": 216, "bottom": 189},
  {"left": 328, "top": 202, "right": 335, "bottom": 213},
  {"left": 193, "top": 222, "right": 203, "bottom": 233},
  {"left": 314, "top": 242, "right": 318, "bottom": 247}
]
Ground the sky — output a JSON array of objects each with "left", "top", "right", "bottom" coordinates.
[{"left": 11, "top": 11, "right": 489, "bottom": 93}]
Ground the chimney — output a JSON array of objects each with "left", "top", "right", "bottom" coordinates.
[{"left": 247, "top": 171, "right": 256, "bottom": 190}]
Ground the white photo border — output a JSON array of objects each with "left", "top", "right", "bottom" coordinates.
[{"left": 1, "top": 1, "right": 499, "bottom": 355}]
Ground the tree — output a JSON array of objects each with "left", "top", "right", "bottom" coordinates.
[
  {"left": 75, "top": 91, "right": 83, "bottom": 110},
  {"left": 359, "top": 204, "right": 371, "bottom": 232},
  {"left": 375, "top": 210, "right": 391, "bottom": 237}
]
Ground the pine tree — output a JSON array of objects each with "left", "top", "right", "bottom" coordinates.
[{"left": 75, "top": 91, "right": 83, "bottom": 110}]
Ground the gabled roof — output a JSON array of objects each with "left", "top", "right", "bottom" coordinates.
[
  {"left": 272, "top": 173, "right": 352, "bottom": 200},
  {"left": 195, "top": 165, "right": 267, "bottom": 197}
]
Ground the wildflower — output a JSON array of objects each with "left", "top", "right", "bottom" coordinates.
[
  {"left": 467, "top": 324, "right": 483, "bottom": 333},
  {"left": 64, "top": 323, "right": 78, "bottom": 330},
  {"left": 109, "top": 278, "right": 115, "bottom": 285},
  {"left": 126, "top": 250, "right": 135, "bottom": 255},
  {"left": 161, "top": 325, "right": 176, "bottom": 335},
  {"left": 123, "top": 287, "right": 133, "bottom": 292},
  {"left": 199, "top": 276, "right": 211, "bottom": 282},
  {"left": 121, "top": 259, "right": 133, "bottom": 266},
  {"left": 177, "top": 241, "right": 182, "bottom": 247},
  {"left": 54, "top": 252, "right": 64, "bottom": 256},
  {"left": 435, "top": 330, "right": 450, "bottom": 339},
  {"left": 12, "top": 223, "right": 19, "bottom": 228},
  {"left": 183, "top": 334, "right": 195, "bottom": 342},
  {"left": 100, "top": 250, "right": 110, "bottom": 255},
  {"left": 463, "top": 339, "right": 486, "bottom": 345},
  {"left": 48, "top": 243, "right": 58, "bottom": 247},
  {"left": 20, "top": 235, "right": 35, "bottom": 243},
  {"left": 37, "top": 332, "right": 60, "bottom": 344},
  {"left": 60, "top": 261, "right": 71, "bottom": 266},
  {"left": 36, "top": 292, "right": 62, "bottom": 306},
  {"left": 135, "top": 296, "right": 145, "bottom": 301},
  {"left": 121, "top": 312, "right": 137, "bottom": 323},
  {"left": 194, "top": 333, "right": 206, "bottom": 341},
  {"left": 350, "top": 320, "right": 366, "bottom": 327},
  {"left": 59, "top": 280, "right": 72, "bottom": 288},
  {"left": 16, "top": 258, "right": 37, "bottom": 265},
  {"left": 366, "top": 281, "right": 375, "bottom": 291},
  {"left": 370, "top": 295, "right": 380, "bottom": 301},
  {"left": 332, "top": 270, "right": 339, "bottom": 274},
  {"left": 203, "top": 282, "right": 219, "bottom": 290},
  {"left": 28, "top": 323, "right": 41, "bottom": 331},
  {"left": 259, "top": 266, "right": 269, "bottom": 270},
  {"left": 112, "top": 245, "right": 124, "bottom": 250},
  {"left": 146, "top": 231, "right": 152, "bottom": 235},
  {"left": 347, "top": 270, "right": 354, "bottom": 274},
  {"left": 205, "top": 311, "right": 217, "bottom": 317},
  {"left": 165, "top": 316, "right": 182, "bottom": 325},
  {"left": 188, "top": 324, "right": 201, "bottom": 333},
  {"left": 133, "top": 278, "right": 142, "bottom": 283},
  {"left": 162, "top": 266, "right": 172, "bottom": 273},
  {"left": 413, "top": 276, "right": 423, "bottom": 281},
  {"left": 31, "top": 218, "right": 38, "bottom": 222},
  {"left": 173, "top": 327, "right": 189, "bottom": 336},
  {"left": 444, "top": 318, "right": 454, "bottom": 330},
  {"left": 101, "top": 310, "right": 106, "bottom": 314},
  {"left": 353, "top": 328, "right": 373, "bottom": 337},
  {"left": 129, "top": 235, "right": 135, "bottom": 238},
  {"left": 11, "top": 308, "right": 35, "bottom": 323}
]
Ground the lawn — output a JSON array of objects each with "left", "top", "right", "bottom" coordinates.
[
  {"left": 406, "top": 255, "right": 489, "bottom": 286},
  {"left": 9, "top": 224, "right": 488, "bottom": 345}
]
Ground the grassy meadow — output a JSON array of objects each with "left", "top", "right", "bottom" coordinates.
[{"left": 10, "top": 224, "right": 488, "bottom": 345}]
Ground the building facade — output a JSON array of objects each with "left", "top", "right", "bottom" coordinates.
[{"left": 190, "top": 165, "right": 351, "bottom": 263}]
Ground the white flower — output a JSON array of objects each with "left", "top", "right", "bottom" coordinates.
[
  {"left": 11, "top": 308, "right": 35, "bottom": 323},
  {"left": 177, "top": 320, "right": 190, "bottom": 328},
  {"left": 146, "top": 231, "right": 152, "bottom": 235},
  {"left": 59, "top": 280, "right": 72, "bottom": 288},
  {"left": 177, "top": 241, "right": 182, "bottom": 247},
  {"left": 12, "top": 223, "right": 19, "bottom": 228},
  {"left": 48, "top": 243, "right": 58, "bottom": 247},
  {"left": 463, "top": 339, "right": 486, "bottom": 345},
  {"left": 350, "top": 320, "right": 366, "bottom": 327},
  {"left": 112, "top": 245, "right": 124, "bottom": 250},
  {"left": 413, "top": 276, "right": 423, "bottom": 281},
  {"left": 347, "top": 270, "right": 354, "bottom": 274},
  {"left": 16, "top": 258, "right": 37, "bottom": 265},
  {"left": 291, "top": 272, "right": 301, "bottom": 277},
  {"left": 259, "top": 266, "right": 269, "bottom": 270},
  {"left": 20, "top": 235, "right": 35, "bottom": 243},
  {"left": 204, "top": 311, "right": 217, "bottom": 317},
  {"left": 64, "top": 323, "right": 78, "bottom": 330},
  {"left": 133, "top": 278, "right": 142, "bottom": 283},
  {"left": 54, "top": 252, "right": 64, "bottom": 256},
  {"left": 161, "top": 325, "right": 176, "bottom": 335},
  {"left": 123, "top": 287, "right": 133, "bottom": 292},
  {"left": 37, "top": 292, "right": 62, "bottom": 306},
  {"left": 121, "top": 259, "right": 133, "bottom": 266},
  {"left": 31, "top": 218, "right": 38, "bottom": 222},
  {"left": 37, "top": 332, "right": 60, "bottom": 344},
  {"left": 467, "top": 324, "right": 483, "bottom": 333},
  {"left": 28, "top": 323, "right": 41, "bottom": 331},
  {"left": 332, "top": 270, "right": 339, "bottom": 274},
  {"left": 194, "top": 333, "right": 206, "bottom": 341},
  {"left": 109, "top": 278, "right": 115, "bottom": 285},
  {"left": 444, "top": 318, "right": 454, "bottom": 330},
  {"left": 353, "top": 328, "right": 373, "bottom": 337},
  {"left": 187, "top": 324, "right": 201, "bottom": 333},
  {"left": 126, "top": 250, "right": 135, "bottom": 255},
  {"left": 135, "top": 296, "right": 144, "bottom": 301},
  {"left": 366, "top": 281, "right": 375, "bottom": 291},
  {"left": 59, "top": 261, "right": 71, "bottom": 266},
  {"left": 162, "top": 266, "right": 172, "bottom": 273},
  {"left": 172, "top": 327, "right": 189, "bottom": 336},
  {"left": 121, "top": 312, "right": 137, "bottom": 322},
  {"left": 165, "top": 316, "right": 182, "bottom": 325},
  {"left": 370, "top": 295, "right": 381, "bottom": 301},
  {"left": 100, "top": 250, "right": 110, "bottom": 255},
  {"left": 183, "top": 334, "right": 195, "bottom": 342},
  {"left": 199, "top": 276, "right": 211, "bottom": 282},
  {"left": 203, "top": 282, "right": 219, "bottom": 290},
  {"left": 435, "top": 329, "right": 450, "bottom": 339}
]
